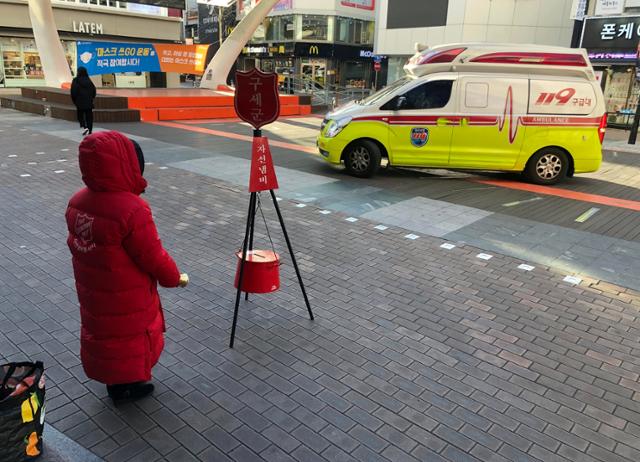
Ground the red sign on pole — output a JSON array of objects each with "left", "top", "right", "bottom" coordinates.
[
  {"left": 249, "top": 137, "right": 279, "bottom": 192},
  {"left": 374, "top": 61, "right": 381, "bottom": 72},
  {"left": 234, "top": 68, "right": 281, "bottom": 130}
]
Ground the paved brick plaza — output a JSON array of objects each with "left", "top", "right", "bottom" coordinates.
[{"left": 2, "top": 110, "right": 640, "bottom": 462}]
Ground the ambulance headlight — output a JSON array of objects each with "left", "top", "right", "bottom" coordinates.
[{"left": 325, "top": 117, "right": 352, "bottom": 138}]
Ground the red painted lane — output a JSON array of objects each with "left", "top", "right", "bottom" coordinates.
[
  {"left": 148, "top": 120, "right": 639, "bottom": 212},
  {"left": 475, "top": 179, "right": 640, "bottom": 212},
  {"left": 149, "top": 120, "right": 318, "bottom": 154}
]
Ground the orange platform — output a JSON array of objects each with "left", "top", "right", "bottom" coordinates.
[{"left": 97, "top": 88, "right": 311, "bottom": 122}]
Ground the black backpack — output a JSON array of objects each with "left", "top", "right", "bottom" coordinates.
[{"left": 0, "top": 362, "right": 46, "bottom": 461}]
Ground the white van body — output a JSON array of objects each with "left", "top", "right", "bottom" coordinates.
[{"left": 317, "top": 43, "right": 606, "bottom": 184}]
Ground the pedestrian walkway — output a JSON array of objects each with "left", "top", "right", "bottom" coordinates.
[
  {"left": 2, "top": 108, "right": 640, "bottom": 462},
  {"left": 604, "top": 128, "right": 640, "bottom": 154}
]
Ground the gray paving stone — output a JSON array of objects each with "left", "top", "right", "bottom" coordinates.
[
  {"left": 349, "top": 424, "right": 389, "bottom": 452},
  {"left": 321, "top": 445, "right": 358, "bottom": 462},
  {"left": 261, "top": 445, "right": 296, "bottom": 462},
  {"left": 262, "top": 425, "right": 301, "bottom": 453},
  {"left": 320, "top": 424, "right": 360, "bottom": 453},
  {"left": 3, "top": 111, "right": 640, "bottom": 462},
  {"left": 291, "top": 425, "right": 331, "bottom": 454}
]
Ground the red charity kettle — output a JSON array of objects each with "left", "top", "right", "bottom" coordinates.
[{"left": 234, "top": 250, "right": 281, "bottom": 294}]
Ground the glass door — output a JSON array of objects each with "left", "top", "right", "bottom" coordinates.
[{"left": 301, "top": 59, "right": 326, "bottom": 89}]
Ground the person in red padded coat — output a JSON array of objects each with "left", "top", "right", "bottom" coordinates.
[{"left": 65, "top": 131, "right": 188, "bottom": 404}]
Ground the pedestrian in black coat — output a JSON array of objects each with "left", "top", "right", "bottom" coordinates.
[{"left": 70, "top": 67, "right": 97, "bottom": 136}]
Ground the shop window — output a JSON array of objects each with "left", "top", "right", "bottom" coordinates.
[
  {"left": 1, "top": 37, "right": 75, "bottom": 87},
  {"left": 336, "top": 17, "right": 352, "bottom": 43},
  {"left": 335, "top": 18, "right": 374, "bottom": 45},
  {"left": 398, "top": 80, "right": 454, "bottom": 110},
  {"left": 264, "top": 15, "right": 294, "bottom": 41},
  {"left": 253, "top": 22, "right": 266, "bottom": 41},
  {"left": 341, "top": 61, "right": 367, "bottom": 88},
  {"left": 362, "top": 21, "right": 374, "bottom": 45},
  {"left": 265, "top": 17, "right": 279, "bottom": 41},
  {"left": 302, "top": 15, "right": 328, "bottom": 41},
  {"left": 22, "top": 42, "right": 43, "bottom": 80},
  {"left": 283, "top": 16, "right": 295, "bottom": 40},
  {"left": 2, "top": 40, "right": 22, "bottom": 82}
]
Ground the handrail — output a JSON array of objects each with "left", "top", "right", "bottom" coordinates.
[{"left": 279, "top": 75, "right": 373, "bottom": 108}]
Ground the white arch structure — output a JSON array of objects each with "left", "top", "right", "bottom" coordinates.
[
  {"left": 29, "top": 0, "right": 279, "bottom": 91},
  {"left": 28, "top": 0, "right": 73, "bottom": 87},
  {"left": 200, "top": 0, "right": 281, "bottom": 89}
]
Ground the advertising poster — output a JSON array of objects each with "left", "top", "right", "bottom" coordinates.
[
  {"left": 77, "top": 41, "right": 211, "bottom": 75},
  {"left": 125, "top": 0, "right": 186, "bottom": 7},
  {"left": 237, "top": 0, "right": 291, "bottom": 19},
  {"left": 198, "top": 4, "right": 220, "bottom": 43},
  {"left": 341, "top": 0, "right": 375, "bottom": 10}
]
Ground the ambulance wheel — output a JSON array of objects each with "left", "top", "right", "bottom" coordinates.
[
  {"left": 344, "top": 140, "right": 381, "bottom": 178},
  {"left": 525, "top": 148, "right": 568, "bottom": 185}
]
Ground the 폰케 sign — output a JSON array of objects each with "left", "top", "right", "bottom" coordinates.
[{"left": 580, "top": 16, "right": 640, "bottom": 49}]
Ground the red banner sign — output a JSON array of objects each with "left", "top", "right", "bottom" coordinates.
[
  {"left": 249, "top": 137, "right": 279, "bottom": 192},
  {"left": 235, "top": 69, "right": 280, "bottom": 130}
]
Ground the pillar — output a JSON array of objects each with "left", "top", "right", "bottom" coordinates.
[
  {"left": 28, "top": 0, "right": 73, "bottom": 88},
  {"left": 200, "top": 0, "right": 281, "bottom": 90}
]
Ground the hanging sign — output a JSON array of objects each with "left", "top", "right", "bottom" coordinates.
[
  {"left": 595, "top": 0, "right": 624, "bottom": 16},
  {"left": 249, "top": 137, "right": 279, "bottom": 192},
  {"left": 341, "top": 0, "right": 375, "bottom": 10},
  {"left": 234, "top": 68, "right": 280, "bottom": 129},
  {"left": 77, "top": 41, "right": 211, "bottom": 75}
]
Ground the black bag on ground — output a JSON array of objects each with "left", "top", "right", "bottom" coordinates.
[{"left": 0, "top": 362, "right": 46, "bottom": 461}]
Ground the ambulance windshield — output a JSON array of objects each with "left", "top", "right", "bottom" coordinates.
[{"left": 359, "top": 76, "right": 413, "bottom": 106}]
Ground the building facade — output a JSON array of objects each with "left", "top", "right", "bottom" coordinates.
[
  {"left": 579, "top": 0, "right": 640, "bottom": 127},
  {"left": 0, "top": 0, "right": 182, "bottom": 88},
  {"left": 240, "top": 0, "right": 378, "bottom": 91},
  {"left": 375, "top": 0, "right": 576, "bottom": 85}
]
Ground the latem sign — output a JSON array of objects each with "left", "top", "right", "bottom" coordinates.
[{"left": 73, "top": 21, "right": 104, "bottom": 35}]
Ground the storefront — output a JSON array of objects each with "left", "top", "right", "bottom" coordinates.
[
  {"left": 0, "top": 0, "right": 181, "bottom": 88},
  {"left": 240, "top": 42, "right": 380, "bottom": 90},
  {"left": 1, "top": 38, "right": 77, "bottom": 88},
  {"left": 240, "top": 13, "right": 379, "bottom": 90},
  {"left": 581, "top": 15, "right": 640, "bottom": 127}
]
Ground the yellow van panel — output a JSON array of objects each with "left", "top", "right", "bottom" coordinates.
[
  {"left": 318, "top": 121, "right": 390, "bottom": 165},
  {"left": 319, "top": 118, "right": 602, "bottom": 173},
  {"left": 516, "top": 125, "right": 602, "bottom": 173}
]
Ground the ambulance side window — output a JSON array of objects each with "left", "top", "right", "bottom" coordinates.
[
  {"left": 465, "top": 83, "right": 489, "bottom": 108},
  {"left": 398, "top": 80, "right": 454, "bottom": 110}
]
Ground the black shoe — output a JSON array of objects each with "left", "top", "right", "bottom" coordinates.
[{"left": 107, "top": 382, "right": 154, "bottom": 404}]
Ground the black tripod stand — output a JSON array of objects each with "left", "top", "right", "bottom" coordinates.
[{"left": 230, "top": 130, "right": 314, "bottom": 348}]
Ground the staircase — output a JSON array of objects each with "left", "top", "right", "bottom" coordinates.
[
  {"left": 128, "top": 93, "right": 312, "bottom": 122},
  {"left": 0, "top": 88, "right": 140, "bottom": 123}
]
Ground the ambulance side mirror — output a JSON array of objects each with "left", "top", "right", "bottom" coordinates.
[{"left": 395, "top": 96, "right": 407, "bottom": 111}]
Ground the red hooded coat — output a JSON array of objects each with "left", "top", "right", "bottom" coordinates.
[{"left": 65, "top": 131, "right": 180, "bottom": 385}]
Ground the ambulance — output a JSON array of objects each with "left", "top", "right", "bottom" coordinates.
[{"left": 317, "top": 43, "right": 606, "bottom": 184}]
